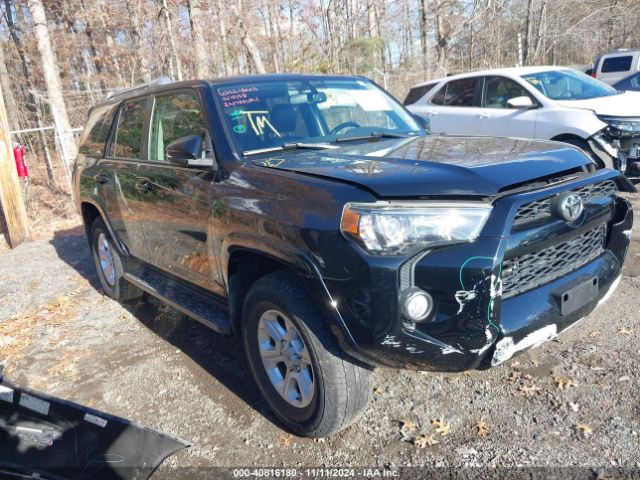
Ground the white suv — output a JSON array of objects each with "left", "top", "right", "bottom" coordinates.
[{"left": 406, "top": 66, "right": 640, "bottom": 173}]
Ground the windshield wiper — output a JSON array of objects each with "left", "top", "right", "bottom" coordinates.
[
  {"left": 243, "top": 142, "right": 337, "bottom": 157},
  {"left": 333, "top": 131, "right": 413, "bottom": 143}
]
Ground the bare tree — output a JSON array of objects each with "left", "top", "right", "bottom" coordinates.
[
  {"left": 27, "top": 0, "right": 76, "bottom": 172},
  {"left": 126, "top": 0, "right": 151, "bottom": 82},
  {"left": 232, "top": 2, "right": 267, "bottom": 74},
  {"left": 188, "top": 0, "right": 211, "bottom": 78}
]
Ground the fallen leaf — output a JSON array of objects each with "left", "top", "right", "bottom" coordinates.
[
  {"left": 568, "top": 402, "right": 580, "bottom": 412},
  {"left": 588, "top": 331, "right": 602, "bottom": 337},
  {"left": 554, "top": 377, "right": 575, "bottom": 390},
  {"left": 400, "top": 420, "right": 417, "bottom": 434},
  {"left": 575, "top": 423, "right": 593, "bottom": 437},
  {"left": 618, "top": 328, "right": 634, "bottom": 336},
  {"left": 463, "top": 371, "right": 473, "bottom": 377},
  {"left": 278, "top": 435, "right": 293, "bottom": 447},
  {"left": 507, "top": 371, "right": 522, "bottom": 384},
  {"left": 373, "top": 386, "right": 384, "bottom": 396},
  {"left": 618, "top": 376, "right": 631, "bottom": 383},
  {"left": 414, "top": 434, "right": 438, "bottom": 448},
  {"left": 509, "top": 361, "right": 521, "bottom": 369},
  {"left": 473, "top": 419, "right": 490, "bottom": 438},
  {"left": 518, "top": 383, "right": 540, "bottom": 397},
  {"left": 431, "top": 419, "right": 450, "bottom": 436}
]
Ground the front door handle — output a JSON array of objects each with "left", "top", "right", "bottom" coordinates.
[
  {"left": 135, "top": 179, "right": 153, "bottom": 194},
  {"left": 479, "top": 112, "right": 490, "bottom": 119},
  {"left": 93, "top": 174, "right": 109, "bottom": 184}
]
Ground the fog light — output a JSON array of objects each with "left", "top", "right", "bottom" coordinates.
[{"left": 401, "top": 287, "right": 433, "bottom": 321}]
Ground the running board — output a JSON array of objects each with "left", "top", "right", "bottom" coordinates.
[{"left": 124, "top": 269, "right": 231, "bottom": 334}]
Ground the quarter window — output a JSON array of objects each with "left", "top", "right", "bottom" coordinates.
[
  {"left": 78, "top": 104, "right": 117, "bottom": 156},
  {"left": 431, "top": 78, "right": 477, "bottom": 107},
  {"left": 149, "top": 92, "right": 207, "bottom": 162},
  {"left": 109, "top": 98, "right": 147, "bottom": 159},
  {"left": 601, "top": 56, "right": 633, "bottom": 73},
  {"left": 403, "top": 84, "right": 437, "bottom": 105},
  {"left": 482, "top": 76, "right": 533, "bottom": 108}
]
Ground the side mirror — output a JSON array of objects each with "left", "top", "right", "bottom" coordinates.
[
  {"left": 166, "top": 134, "right": 215, "bottom": 169},
  {"left": 506, "top": 96, "right": 536, "bottom": 109},
  {"left": 412, "top": 113, "right": 430, "bottom": 132}
]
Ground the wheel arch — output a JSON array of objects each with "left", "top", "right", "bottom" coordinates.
[
  {"left": 225, "top": 244, "right": 313, "bottom": 335},
  {"left": 224, "top": 243, "right": 358, "bottom": 355},
  {"left": 80, "top": 200, "right": 126, "bottom": 255},
  {"left": 550, "top": 133, "right": 588, "bottom": 143}
]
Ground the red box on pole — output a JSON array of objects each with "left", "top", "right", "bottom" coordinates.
[{"left": 13, "top": 146, "right": 28, "bottom": 177}]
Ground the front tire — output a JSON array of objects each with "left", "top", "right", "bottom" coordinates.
[
  {"left": 89, "top": 217, "right": 141, "bottom": 301},
  {"left": 242, "top": 271, "right": 372, "bottom": 437}
]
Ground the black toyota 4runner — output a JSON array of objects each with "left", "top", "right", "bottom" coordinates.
[{"left": 74, "top": 74, "right": 634, "bottom": 437}]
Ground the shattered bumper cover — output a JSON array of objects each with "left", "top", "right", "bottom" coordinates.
[{"left": 0, "top": 366, "right": 188, "bottom": 480}]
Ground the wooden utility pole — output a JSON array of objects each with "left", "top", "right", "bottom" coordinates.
[{"left": 0, "top": 82, "right": 29, "bottom": 247}]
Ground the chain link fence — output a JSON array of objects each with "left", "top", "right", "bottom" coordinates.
[{"left": 9, "top": 89, "right": 112, "bottom": 189}]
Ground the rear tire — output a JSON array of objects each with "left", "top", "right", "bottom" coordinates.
[
  {"left": 89, "top": 217, "right": 141, "bottom": 301},
  {"left": 242, "top": 270, "right": 372, "bottom": 437}
]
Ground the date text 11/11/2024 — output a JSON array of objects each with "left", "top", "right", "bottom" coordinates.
[{"left": 232, "top": 468, "right": 399, "bottom": 477}]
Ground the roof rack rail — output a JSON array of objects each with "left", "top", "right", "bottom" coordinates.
[{"left": 106, "top": 77, "right": 173, "bottom": 100}]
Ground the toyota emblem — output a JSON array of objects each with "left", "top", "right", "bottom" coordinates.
[{"left": 552, "top": 193, "right": 584, "bottom": 223}]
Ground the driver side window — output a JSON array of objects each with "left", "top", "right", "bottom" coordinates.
[
  {"left": 149, "top": 92, "right": 207, "bottom": 162},
  {"left": 482, "top": 76, "right": 533, "bottom": 108}
]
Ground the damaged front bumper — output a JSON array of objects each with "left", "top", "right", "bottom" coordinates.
[
  {"left": 322, "top": 171, "right": 633, "bottom": 372},
  {"left": 590, "top": 129, "right": 640, "bottom": 173}
]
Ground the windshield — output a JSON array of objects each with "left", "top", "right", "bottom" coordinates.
[
  {"left": 522, "top": 69, "right": 618, "bottom": 100},
  {"left": 214, "top": 78, "right": 422, "bottom": 154}
]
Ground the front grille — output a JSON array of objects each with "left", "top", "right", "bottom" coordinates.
[
  {"left": 502, "top": 224, "right": 607, "bottom": 298},
  {"left": 513, "top": 180, "right": 617, "bottom": 228}
]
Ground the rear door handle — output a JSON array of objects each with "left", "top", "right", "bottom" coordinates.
[
  {"left": 427, "top": 111, "right": 438, "bottom": 116},
  {"left": 135, "top": 179, "right": 153, "bottom": 194},
  {"left": 479, "top": 112, "right": 490, "bottom": 119},
  {"left": 93, "top": 174, "right": 109, "bottom": 184}
]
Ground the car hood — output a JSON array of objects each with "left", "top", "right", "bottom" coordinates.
[
  {"left": 555, "top": 91, "right": 640, "bottom": 117},
  {"left": 252, "top": 135, "right": 591, "bottom": 198}
]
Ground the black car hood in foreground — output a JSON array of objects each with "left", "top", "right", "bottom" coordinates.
[
  {"left": 253, "top": 135, "right": 592, "bottom": 198},
  {"left": 0, "top": 366, "right": 188, "bottom": 480}
]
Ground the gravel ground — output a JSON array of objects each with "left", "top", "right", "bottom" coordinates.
[{"left": 0, "top": 192, "right": 639, "bottom": 479}]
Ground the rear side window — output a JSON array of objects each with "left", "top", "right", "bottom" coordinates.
[
  {"left": 431, "top": 78, "right": 477, "bottom": 107},
  {"left": 601, "top": 56, "right": 632, "bottom": 73},
  {"left": 403, "top": 84, "right": 436, "bottom": 105},
  {"left": 109, "top": 98, "right": 148, "bottom": 159},
  {"left": 78, "top": 104, "right": 117, "bottom": 157}
]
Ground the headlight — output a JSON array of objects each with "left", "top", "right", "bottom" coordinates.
[
  {"left": 341, "top": 202, "right": 492, "bottom": 256},
  {"left": 599, "top": 116, "right": 640, "bottom": 134}
]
